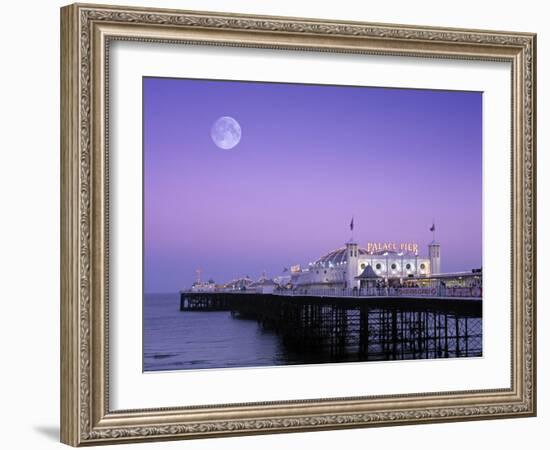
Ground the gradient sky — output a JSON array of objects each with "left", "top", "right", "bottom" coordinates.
[{"left": 144, "top": 77, "right": 482, "bottom": 293}]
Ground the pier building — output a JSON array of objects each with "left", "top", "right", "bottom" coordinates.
[{"left": 290, "top": 239, "right": 441, "bottom": 290}]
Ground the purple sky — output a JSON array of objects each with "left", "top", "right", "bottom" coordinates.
[{"left": 144, "top": 77, "right": 482, "bottom": 293}]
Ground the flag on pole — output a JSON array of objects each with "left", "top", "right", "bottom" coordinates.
[
  {"left": 430, "top": 223, "right": 435, "bottom": 232},
  {"left": 350, "top": 217, "right": 354, "bottom": 232}
]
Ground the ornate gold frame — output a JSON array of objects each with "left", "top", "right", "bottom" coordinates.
[{"left": 60, "top": 3, "right": 536, "bottom": 446}]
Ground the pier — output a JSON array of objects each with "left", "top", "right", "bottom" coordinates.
[{"left": 180, "top": 291, "right": 482, "bottom": 360}]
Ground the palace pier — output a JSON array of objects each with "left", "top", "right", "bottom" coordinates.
[{"left": 180, "top": 233, "right": 483, "bottom": 361}]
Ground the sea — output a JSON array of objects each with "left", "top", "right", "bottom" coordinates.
[{"left": 145, "top": 292, "right": 290, "bottom": 371}]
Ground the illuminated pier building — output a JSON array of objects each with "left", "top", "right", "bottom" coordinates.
[{"left": 289, "top": 239, "right": 442, "bottom": 289}]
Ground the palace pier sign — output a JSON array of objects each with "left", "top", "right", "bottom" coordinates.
[{"left": 366, "top": 242, "right": 419, "bottom": 254}]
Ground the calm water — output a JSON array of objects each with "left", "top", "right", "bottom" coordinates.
[
  {"left": 144, "top": 293, "right": 482, "bottom": 372},
  {"left": 145, "top": 293, "right": 288, "bottom": 371}
]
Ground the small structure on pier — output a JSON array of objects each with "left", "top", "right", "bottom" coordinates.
[
  {"left": 223, "top": 276, "right": 253, "bottom": 291},
  {"left": 355, "top": 264, "right": 382, "bottom": 289},
  {"left": 412, "top": 270, "right": 482, "bottom": 290},
  {"left": 249, "top": 276, "right": 278, "bottom": 294}
]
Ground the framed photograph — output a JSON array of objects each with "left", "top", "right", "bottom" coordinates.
[{"left": 60, "top": 3, "right": 536, "bottom": 446}]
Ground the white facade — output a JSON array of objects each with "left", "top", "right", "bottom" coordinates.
[
  {"left": 345, "top": 240, "right": 360, "bottom": 289},
  {"left": 189, "top": 281, "right": 217, "bottom": 292},
  {"left": 249, "top": 277, "right": 278, "bottom": 294},
  {"left": 291, "top": 241, "right": 434, "bottom": 289},
  {"left": 428, "top": 241, "right": 441, "bottom": 275}
]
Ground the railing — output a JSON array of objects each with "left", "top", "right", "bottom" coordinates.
[
  {"left": 276, "top": 286, "right": 482, "bottom": 299},
  {"left": 183, "top": 286, "right": 482, "bottom": 299}
]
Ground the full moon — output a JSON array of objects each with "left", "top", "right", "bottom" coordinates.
[{"left": 211, "top": 116, "right": 242, "bottom": 149}]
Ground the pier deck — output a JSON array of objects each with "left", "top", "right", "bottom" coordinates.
[{"left": 180, "top": 291, "right": 481, "bottom": 312}]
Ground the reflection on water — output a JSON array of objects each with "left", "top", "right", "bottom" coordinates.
[{"left": 144, "top": 293, "right": 482, "bottom": 371}]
